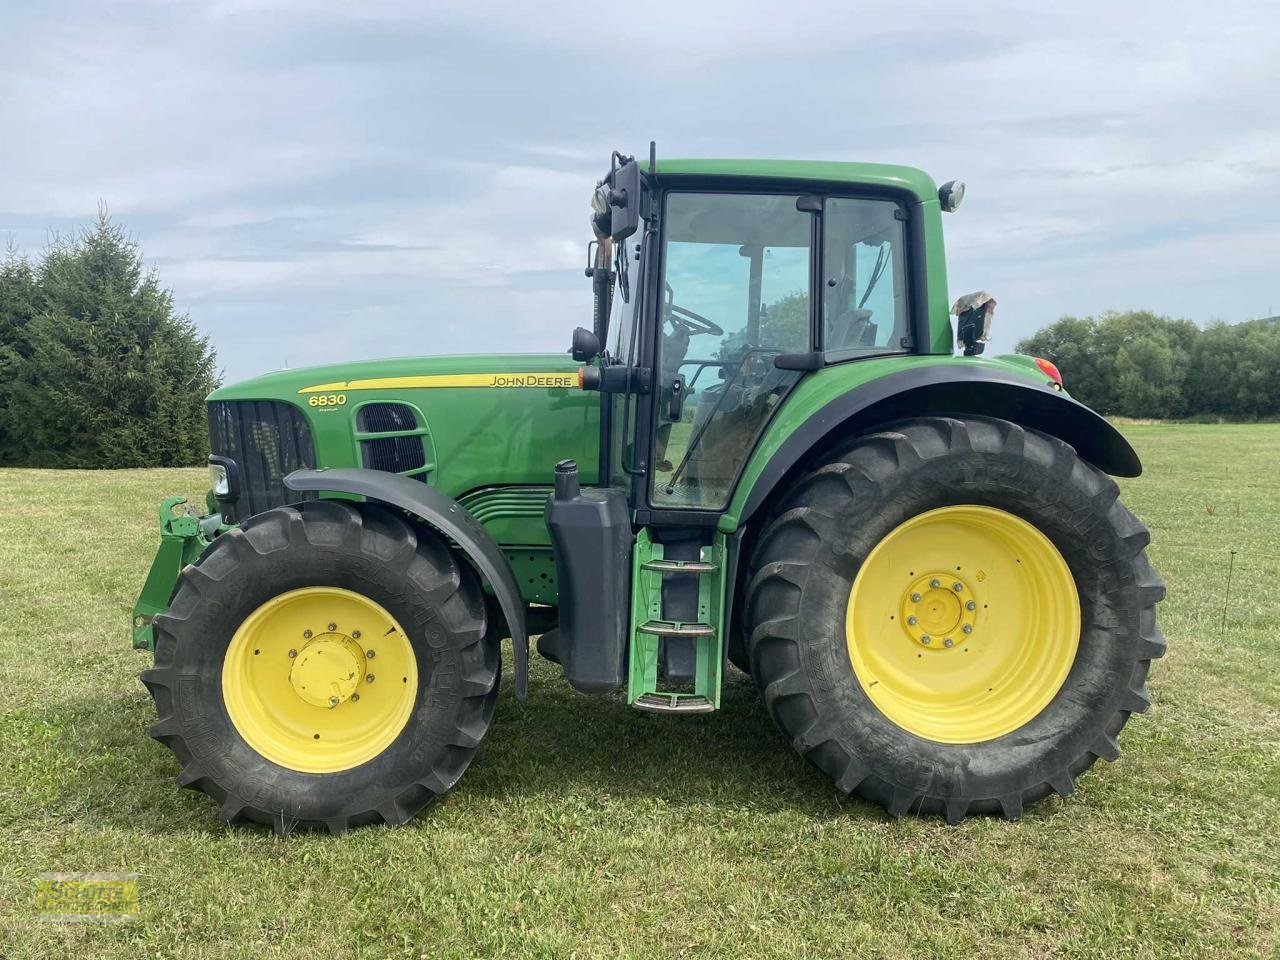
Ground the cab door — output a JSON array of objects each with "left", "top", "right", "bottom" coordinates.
[{"left": 649, "top": 191, "right": 814, "bottom": 511}]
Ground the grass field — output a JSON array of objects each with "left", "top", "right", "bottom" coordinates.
[{"left": 1, "top": 423, "right": 1277, "bottom": 959}]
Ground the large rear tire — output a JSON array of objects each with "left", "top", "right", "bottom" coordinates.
[
  {"left": 142, "top": 500, "right": 500, "bottom": 835},
  {"left": 744, "top": 416, "right": 1165, "bottom": 822}
]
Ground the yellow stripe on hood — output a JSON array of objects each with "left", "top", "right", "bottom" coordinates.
[{"left": 298, "top": 372, "right": 579, "bottom": 394}]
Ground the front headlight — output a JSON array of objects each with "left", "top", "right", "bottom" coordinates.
[{"left": 209, "top": 462, "right": 230, "bottom": 497}]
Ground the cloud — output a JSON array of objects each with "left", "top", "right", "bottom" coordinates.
[{"left": 1, "top": 0, "right": 1278, "bottom": 380}]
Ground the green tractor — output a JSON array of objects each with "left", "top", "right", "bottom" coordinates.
[{"left": 133, "top": 149, "right": 1164, "bottom": 834}]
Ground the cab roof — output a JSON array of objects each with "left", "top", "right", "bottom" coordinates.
[{"left": 654, "top": 158, "right": 939, "bottom": 204}]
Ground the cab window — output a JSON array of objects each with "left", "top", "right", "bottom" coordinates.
[{"left": 822, "top": 197, "right": 908, "bottom": 359}]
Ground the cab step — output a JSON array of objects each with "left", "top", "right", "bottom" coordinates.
[
  {"left": 633, "top": 692, "right": 715, "bottom": 715},
  {"left": 637, "top": 620, "right": 715, "bottom": 637},
  {"left": 627, "top": 530, "right": 729, "bottom": 712},
  {"left": 640, "top": 559, "right": 718, "bottom": 574}
]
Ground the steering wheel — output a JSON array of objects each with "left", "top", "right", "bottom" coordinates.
[{"left": 665, "top": 303, "right": 724, "bottom": 337}]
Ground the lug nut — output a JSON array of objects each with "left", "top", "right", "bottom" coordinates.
[
  {"left": 910, "top": 592, "right": 922, "bottom": 602},
  {"left": 328, "top": 696, "right": 340, "bottom": 708},
  {"left": 952, "top": 582, "right": 963, "bottom": 592},
  {"left": 930, "top": 578, "right": 941, "bottom": 588},
  {"left": 288, "top": 648, "right": 298, "bottom": 659},
  {"left": 351, "top": 630, "right": 362, "bottom": 640},
  {"left": 962, "top": 624, "right": 973, "bottom": 634},
  {"left": 327, "top": 622, "right": 337, "bottom": 632},
  {"left": 365, "top": 674, "right": 375, "bottom": 683},
  {"left": 302, "top": 630, "right": 312, "bottom": 639},
  {"left": 351, "top": 693, "right": 360, "bottom": 703},
  {"left": 366, "top": 649, "right": 376, "bottom": 659},
  {"left": 921, "top": 635, "right": 932, "bottom": 645},
  {"left": 943, "top": 638, "right": 954, "bottom": 648},
  {"left": 906, "top": 615, "right": 918, "bottom": 626},
  {"left": 966, "top": 600, "right": 976, "bottom": 611}
]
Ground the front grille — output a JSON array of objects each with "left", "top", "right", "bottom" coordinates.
[
  {"left": 208, "top": 400, "right": 317, "bottom": 522},
  {"left": 356, "top": 402, "right": 427, "bottom": 479},
  {"left": 357, "top": 402, "right": 418, "bottom": 432},
  {"left": 360, "top": 435, "right": 427, "bottom": 473}
]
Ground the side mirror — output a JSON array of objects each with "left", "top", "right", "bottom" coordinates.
[
  {"left": 938, "top": 180, "right": 966, "bottom": 212},
  {"left": 608, "top": 159, "right": 642, "bottom": 241},
  {"left": 951, "top": 291, "right": 995, "bottom": 356},
  {"left": 571, "top": 326, "right": 601, "bottom": 362}
]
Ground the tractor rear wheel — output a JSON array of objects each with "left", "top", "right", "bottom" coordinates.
[
  {"left": 142, "top": 500, "right": 499, "bottom": 835},
  {"left": 744, "top": 416, "right": 1164, "bottom": 822}
]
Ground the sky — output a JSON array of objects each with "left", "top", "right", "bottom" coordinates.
[{"left": 2, "top": 0, "right": 1278, "bottom": 383}]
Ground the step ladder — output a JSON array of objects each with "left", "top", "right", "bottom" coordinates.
[{"left": 627, "top": 530, "right": 727, "bottom": 714}]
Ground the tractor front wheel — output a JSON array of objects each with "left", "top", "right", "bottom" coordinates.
[
  {"left": 744, "top": 416, "right": 1165, "bottom": 822},
  {"left": 142, "top": 500, "right": 499, "bottom": 835}
]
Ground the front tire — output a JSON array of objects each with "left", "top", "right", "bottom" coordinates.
[
  {"left": 142, "top": 500, "right": 500, "bottom": 835},
  {"left": 744, "top": 416, "right": 1165, "bottom": 822}
]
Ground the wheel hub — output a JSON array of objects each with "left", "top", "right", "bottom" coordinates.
[
  {"left": 221, "top": 586, "right": 418, "bottom": 773},
  {"left": 289, "top": 633, "right": 367, "bottom": 707},
  {"left": 845, "top": 505, "right": 1081, "bottom": 744},
  {"left": 901, "top": 574, "right": 975, "bottom": 649}
]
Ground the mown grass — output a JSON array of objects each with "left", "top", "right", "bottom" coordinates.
[{"left": 0, "top": 424, "right": 1277, "bottom": 959}]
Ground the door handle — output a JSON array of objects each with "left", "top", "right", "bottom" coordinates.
[{"left": 668, "top": 374, "right": 687, "bottom": 421}]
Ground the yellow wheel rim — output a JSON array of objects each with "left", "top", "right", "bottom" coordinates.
[
  {"left": 222, "top": 587, "right": 418, "bottom": 773},
  {"left": 845, "top": 505, "right": 1080, "bottom": 744}
]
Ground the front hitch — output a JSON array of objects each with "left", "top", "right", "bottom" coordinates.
[{"left": 130, "top": 496, "right": 213, "bottom": 650}]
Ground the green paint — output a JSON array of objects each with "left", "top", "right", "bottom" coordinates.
[
  {"left": 654, "top": 159, "right": 939, "bottom": 201},
  {"left": 626, "top": 532, "right": 727, "bottom": 709},
  {"left": 726, "top": 353, "right": 1050, "bottom": 522},
  {"left": 130, "top": 497, "right": 213, "bottom": 650},
  {"left": 627, "top": 529, "right": 660, "bottom": 703},
  {"left": 458, "top": 485, "right": 554, "bottom": 548},
  {"left": 502, "top": 548, "right": 558, "bottom": 607},
  {"left": 212, "top": 353, "right": 600, "bottom": 508}
]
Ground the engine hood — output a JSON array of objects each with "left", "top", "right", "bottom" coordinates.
[
  {"left": 206, "top": 352, "right": 600, "bottom": 512},
  {"left": 208, "top": 353, "right": 581, "bottom": 403}
]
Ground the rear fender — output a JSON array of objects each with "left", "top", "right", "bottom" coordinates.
[
  {"left": 284, "top": 468, "right": 530, "bottom": 700},
  {"left": 735, "top": 365, "right": 1142, "bottom": 528}
]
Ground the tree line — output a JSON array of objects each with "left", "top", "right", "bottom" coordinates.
[
  {"left": 1017, "top": 310, "right": 1280, "bottom": 419},
  {"left": 0, "top": 213, "right": 219, "bottom": 467},
  {"left": 0, "top": 214, "right": 1274, "bottom": 470}
]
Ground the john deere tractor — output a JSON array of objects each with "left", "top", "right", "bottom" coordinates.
[{"left": 133, "top": 149, "right": 1164, "bottom": 834}]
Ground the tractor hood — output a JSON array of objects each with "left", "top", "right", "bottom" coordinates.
[
  {"left": 208, "top": 352, "right": 585, "bottom": 403},
  {"left": 207, "top": 352, "right": 600, "bottom": 507}
]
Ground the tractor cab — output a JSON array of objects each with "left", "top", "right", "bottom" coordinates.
[
  {"left": 579, "top": 151, "right": 921, "bottom": 516},
  {"left": 547, "top": 149, "right": 947, "bottom": 713}
]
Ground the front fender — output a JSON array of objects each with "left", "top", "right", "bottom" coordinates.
[
  {"left": 284, "top": 468, "right": 529, "bottom": 700},
  {"left": 732, "top": 362, "right": 1142, "bottom": 528}
]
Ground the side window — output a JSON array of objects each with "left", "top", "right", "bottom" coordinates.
[
  {"left": 822, "top": 198, "right": 909, "bottom": 359},
  {"left": 610, "top": 236, "right": 642, "bottom": 363},
  {"left": 608, "top": 234, "right": 645, "bottom": 488}
]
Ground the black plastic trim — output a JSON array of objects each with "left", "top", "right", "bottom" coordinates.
[
  {"left": 546, "top": 462, "right": 632, "bottom": 695},
  {"left": 283, "top": 468, "right": 530, "bottom": 700},
  {"left": 738, "top": 366, "right": 1143, "bottom": 525},
  {"left": 208, "top": 454, "right": 240, "bottom": 505}
]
